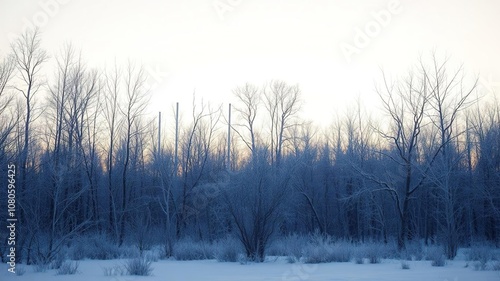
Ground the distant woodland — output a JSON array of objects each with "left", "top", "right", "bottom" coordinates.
[{"left": 0, "top": 29, "right": 499, "bottom": 263}]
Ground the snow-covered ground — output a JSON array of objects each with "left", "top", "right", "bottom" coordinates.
[{"left": 1, "top": 257, "right": 499, "bottom": 281}]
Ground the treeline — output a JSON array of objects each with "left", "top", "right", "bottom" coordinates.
[{"left": 0, "top": 29, "right": 499, "bottom": 263}]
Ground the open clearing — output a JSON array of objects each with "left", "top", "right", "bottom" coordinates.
[{"left": 1, "top": 257, "right": 499, "bottom": 281}]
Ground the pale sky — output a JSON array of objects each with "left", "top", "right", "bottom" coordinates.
[{"left": 1, "top": 0, "right": 499, "bottom": 128}]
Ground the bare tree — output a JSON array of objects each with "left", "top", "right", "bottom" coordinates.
[
  {"left": 11, "top": 28, "right": 48, "bottom": 193},
  {"left": 232, "top": 83, "right": 260, "bottom": 160},
  {"left": 292, "top": 125, "right": 328, "bottom": 234},
  {"left": 223, "top": 155, "right": 293, "bottom": 261},
  {"left": 263, "top": 80, "right": 302, "bottom": 166},
  {"left": 36, "top": 44, "right": 99, "bottom": 262},
  {"left": 77, "top": 69, "right": 101, "bottom": 231},
  {"left": 424, "top": 55, "right": 477, "bottom": 258},
  {"left": 9, "top": 29, "right": 48, "bottom": 264},
  {"left": 118, "top": 62, "right": 149, "bottom": 245},
  {"left": 468, "top": 99, "right": 500, "bottom": 244},
  {"left": 0, "top": 54, "right": 16, "bottom": 159},
  {"left": 0, "top": 55, "right": 14, "bottom": 96},
  {"left": 373, "top": 68, "right": 431, "bottom": 250},
  {"left": 177, "top": 96, "right": 222, "bottom": 237},
  {"left": 103, "top": 62, "right": 122, "bottom": 239}
]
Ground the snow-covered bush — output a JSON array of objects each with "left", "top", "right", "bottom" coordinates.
[
  {"left": 431, "top": 255, "right": 446, "bottom": 267},
  {"left": 365, "top": 243, "right": 383, "bottom": 264},
  {"left": 466, "top": 244, "right": 496, "bottom": 271},
  {"left": 302, "top": 236, "right": 352, "bottom": 263},
  {"left": 466, "top": 244, "right": 494, "bottom": 262},
  {"left": 69, "top": 235, "right": 122, "bottom": 260},
  {"left": 34, "top": 263, "right": 49, "bottom": 273},
  {"left": 354, "top": 257, "right": 364, "bottom": 264},
  {"left": 144, "top": 247, "right": 162, "bottom": 262},
  {"left": 286, "top": 255, "right": 299, "bottom": 263},
  {"left": 173, "top": 239, "right": 214, "bottom": 261},
  {"left": 124, "top": 257, "right": 153, "bottom": 276},
  {"left": 266, "top": 234, "right": 308, "bottom": 259},
  {"left": 427, "top": 246, "right": 446, "bottom": 267},
  {"left": 32, "top": 255, "right": 50, "bottom": 273},
  {"left": 330, "top": 241, "right": 353, "bottom": 262},
  {"left": 238, "top": 254, "right": 250, "bottom": 265},
  {"left": 401, "top": 260, "right": 410, "bottom": 269},
  {"left": 214, "top": 237, "right": 243, "bottom": 262},
  {"left": 50, "top": 252, "right": 66, "bottom": 269},
  {"left": 352, "top": 244, "right": 365, "bottom": 264},
  {"left": 120, "top": 245, "right": 141, "bottom": 259},
  {"left": 56, "top": 260, "right": 79, "bottom": 275},
  {"left": 473, "top": 261, "right": 487, "bottom": 271},
  {"left": 472, "top": 258, "right": 500, "bottom": 271},
  {"left": 402, "top": 240, "right": 424, "bottom": 260},
  {"left": 492, "top": 261, "right": 500, "bottom": 271},
  {"left": 70, "top": 242, "right": 87, "bottom": 260},
  {"left": 302, "top": 244, "right": 332, "bottom": 263},
  {"left": 352, "top": 242, "right": 395, "bottom": 264}
]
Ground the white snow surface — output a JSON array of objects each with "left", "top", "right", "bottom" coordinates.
[{"left": 1, "top": 257, "right": 499, "bottom": 281}]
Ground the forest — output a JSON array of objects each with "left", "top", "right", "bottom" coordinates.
[{"left": 0, "top": 29, "right": 499, "bottom": 267}]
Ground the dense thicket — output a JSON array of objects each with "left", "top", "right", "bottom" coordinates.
[{"left": 1, "top": 30, "right": 499, "bottom": 263}]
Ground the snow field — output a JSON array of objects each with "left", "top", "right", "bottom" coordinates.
[{"left": 2, "top": 256, "right": 500, "bottom": 281}]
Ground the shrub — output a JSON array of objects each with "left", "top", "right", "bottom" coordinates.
[
  {"left": 33, "top": 262, "right": 49, "bottom": 273},
  {"left": 144, "top": 250, "right": 160, "bottom": 263},
  {"left": 466, "top": 244, "right": 495, "bottom": 271},
  {"left": 173, "top": 239, "right": 213, "bottom": 261},
  {"left": 352, "top": 242, "right": 389, "bottom": 264},
  {"left": 70, "top": 242, "right": 87, "bottom": 260},
  {"left": 403, "top": 241, "right": 424, "bottom": 261},
  {"left": 330, "top": 242, "right": 352, "bottom": 262},
  {"left": 378, "top": 241, "right": 399, "bottom": 259},
  {"left": 121, "top": 246, "right": 141, "bottom": 259},
  {"left": 467, "top": 245, "right": 493, "bottom": 263},
  {"left": 214, "top": 237, "right": 243, "bottom": 262},
  {"left": 352, "top": 244, "right": 365, "bottom": 264},
  {"left": 267, "top": 234, "right": 308, "bottom": 259},
  {"left": 431, "top": 255, "right": 446, "bottom": 267},
  {"left": 69, "top": 235, "right": 122, "bottom": 260},
  {"left": 364, "top": 243, "right": 382, "bottom": 264},
  {"left": 401, "top": 260, "right": 410, "bottom": 269},
  {"left": 302, "top": 244, "right": 331, "bottom": 264},
  {"left": 427, "top": 246, "right": 446, "bottom": 267},
  {"left": 286, "top": 255, "right": 299, "bottom": 263},
  {"left": 90, "top": 238, "right": 122, "bottom": 260},
  {"left": 302, "top": 238, "right": 352, "bottom": 263},
  {"left": 124, "top": 257, "right": 153, "bottom": 276},
  {"left": 238, "top": 254, "right": 249, "bottom": 265},
  {"left": 50, "top": 252, "right": 66, "bottom": 269},
  {"left": 56, "top": 261, "right": 79, "bottom": 275},
  {"left": 492, "top": 261, "right": 500, "bottom": 271},
  {"left": 354, "top": 256, "right": 364, "bottom": 264},
  {"left": 473, "top": 261, "right": 487, "bottom": 271}
]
